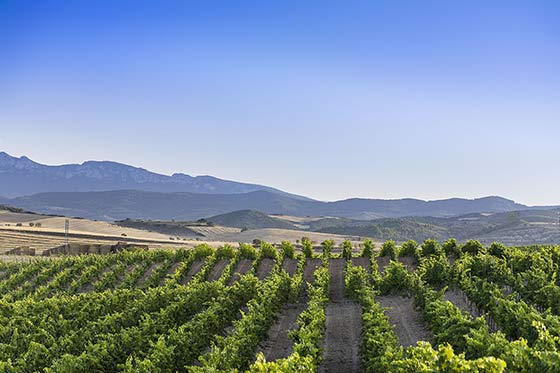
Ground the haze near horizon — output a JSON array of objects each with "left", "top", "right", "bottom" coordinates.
[{"left": 1, "top": 1, "right": 559, "bottom": 205}]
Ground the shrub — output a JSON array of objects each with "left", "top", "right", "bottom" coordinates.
[
  {"left": 379, "top": 240, "right": 398, "bottom": 260},
  {"left": 341, "top": 240, "right": 352, "bottom": 260},
  {"left": 361, "top": 239, "right": 375, "bottom": 258},
  {"left": 462, "top": 240, "right": 486, "bottom": 255},
  {"left": 442, "top": 238, "right": 460, "bottom": 257},
  {"left": 239, "top": 243, "right": 258, "bottom": 259},
  {"left": 216, "top": 244, "right": 236, "bottom": 259},
  {"left": 489, "top": 242, "right": 507, "bottom": 258},
  {"left": 399, "top": 240, "right": 418, "bottom": 258},
  {"left": 259, "top": 242, "right": 278, "bottom": 260},
  {"left": 420, "top": 239, "right": 441, "bottom": 258},
  {"left": 301, "top": 238, "right": 313, "bottom": 258},
  {"left": 321, "top": 240, "right": 333, "bottom": 259},
  {"left": 281, "top": 241, "right": 295, "bottom": 259}
]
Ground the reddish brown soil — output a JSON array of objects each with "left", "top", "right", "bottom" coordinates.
[
  {"left": 207, "top": 259, "right": 230, "bottom": 282},
  {"left": 303, "top": 258, "right": 322, "bottom": 284},
  {"left": 376, "top": 256, "right": 390, "bottom": 273},
  {"left": 136, "top": 262, "right": 161, "bottom": 287},
  {"left": 398, "top": 257, "right": 417, "bottom": 271},
  {"left": 180, "top": 259, "right": 205, "bottom": 285},
  {"left": 319, "top": 258, "right": 362, "bottom": 373},
  {"left": 228, "top": 258, "right": 253, "bottom": 285},
  {"left": 256, "top": 258, "right": 275, "bottom": 280},
  {"left": 351, "top": 257, "right": 370, "bottom": 272},
  {"left": 376, "top": 295, "right": 431, "bottom": 347},
  {"left": 282, "top": 258, "right": 298, "bottom": 276},
  {"left": 258, "top": 303, "right": 306, "bottom": 361}
]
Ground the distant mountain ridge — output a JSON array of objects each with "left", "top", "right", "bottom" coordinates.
[
  {"left": 0, "top": 151, "right": 309, "bottom": 200},
  {"left": 1, "top": 189, "right": 550, "bottom": 222}
]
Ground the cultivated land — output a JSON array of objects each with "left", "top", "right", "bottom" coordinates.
[
  {"left": 0, "top": 209, "right": 362, "bottom": 255},
  {"left": 0, "top": 237, "right": 559, "bottom": 372}
]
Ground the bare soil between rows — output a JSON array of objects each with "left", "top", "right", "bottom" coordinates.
[
  {"left": 319, "top": 258, "right": 362, "bottom": 373},
  {"left": 376, "top": 295, "right": 431, "bottom": 347},
  {"left": 351, "top": 257, "right": 370, "bottom": 272},
  {"left": 160, "top": 261, "right": 181, "bottom": 285},
  {"left": 256, "top": 258, "right": 275, "bottom": 280},
  {"left": 136, "top": 261, "right": 161, "bottom": 287},
  {"left": 303, "top": 258, "right": 322, "bottom": 284},
  {"left": 207, "top": 259, "right": 229, "bottom": 281},
  {"left": 180, "top": 259, "right": 204, "bottom": 285},
  {"left": 282, "top": 258, "right": 298, "bottom": 276},
  {"left": 258, "top": 303, "right": 306, "bottom": 361},
  {"left": 320, "top": 302, "right": 362, "bottom": 373},
  {"left": 228, "top": 258, "right": 253, "bottom": 285}
]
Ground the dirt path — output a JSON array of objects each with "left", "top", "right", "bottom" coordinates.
[
  {"left": 319, "top": 258, "right": 362, "bottom": 373},
  {"left": 207, "top": 259, "right": 229, "bottom": 281},
  {"left": 352, "top": 257, "right": 370, "bottom": 272},
  {"left": 228, "top": 258, "right": 253, "bottom": 285},
  {"left": 180, "top": 259, "right": 205, "bottom": 285},
  {"left": 256, "top": 258, "right": 275, "bottom": 280},
  {"left": 376, "top": 295, "right": 431, "bottom": 347},
  {"left": 136, "top": 261, "right": 161, "bottom": 287},
  {"left": 282, "top": 258, "right": 298, "bottom": 276},
  {"left": 303, "top": 258, "right": 322, "bottom": 284},
  {"left": 376, "top": 256, "right": 390, "bottom": 273},
  {"left": 258, "top": 303, "right": 306, "bottom": 361}
]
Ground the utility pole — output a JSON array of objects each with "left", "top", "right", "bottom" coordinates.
[{"left": 64, "top": 219, "right": 69, "bottom": 252}]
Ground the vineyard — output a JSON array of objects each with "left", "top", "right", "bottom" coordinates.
[{"left": 0, "top": 238, "right": 559, "bottom": 372}]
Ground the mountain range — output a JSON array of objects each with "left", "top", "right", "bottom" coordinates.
[
  {"left": 0, "top": 151, "right": 556, "bottom": 221},
  {"left": 0, "top": 152, "right": 307, "bottom": 200}
]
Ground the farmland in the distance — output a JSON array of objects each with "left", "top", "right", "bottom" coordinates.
[{"left": 0, "top": 238, "right": 559, "bottom": 372}]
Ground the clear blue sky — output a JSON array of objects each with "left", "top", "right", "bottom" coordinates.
[{"left": 1, "top": 1, "right": 559, "bottom": 205}]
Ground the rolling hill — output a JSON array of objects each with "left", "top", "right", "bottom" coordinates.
[
  {"left": 2, "top": 189, "right": 553, "bottom": 222},
  {"left": 207, "top": 210, "right": 297, "bottom": 230}
]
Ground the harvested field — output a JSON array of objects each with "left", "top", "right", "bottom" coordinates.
[
  {"left": 256, "top": 258, "right": 275, "bottom": 280},
  {"left": 228, "top": 258, "right": 253, "bottom": 285},
  {"left": 351, "top": 257, "right": 370, "bottom": 272},
  {"left": 320, "top": 258, "right": 362, "bottom": 373},
  {"left": 180, "top": 259, "right": 205, "bottom": 285},
  {"left": 376, "top": 256, "right": 390, "bottom": 273},
  {"left": 281, "top": 258, "right": 298, "bottom": 276},
  {"left": 303, "top": 258, "right": 322, "bottom": 284},
  {"left": 258, "top": 303, "right": 306, "bottom": 361},
  {"left": 207, "top": 259, "right": 229, "bottom": 281},
  {"left": 376, "top": 295, "right": 431, "bottom": 347}
]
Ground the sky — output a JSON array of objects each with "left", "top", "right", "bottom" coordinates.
[{"left": 1, "top": 1, "right": 559, "bottom": 205}]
